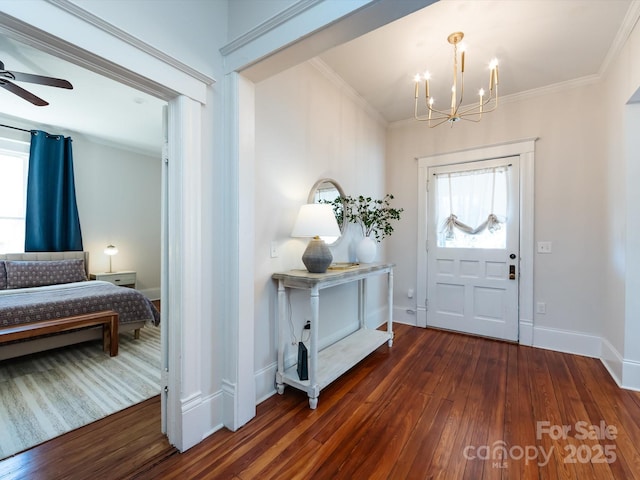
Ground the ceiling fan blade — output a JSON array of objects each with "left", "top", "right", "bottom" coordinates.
[
  {"left": 0, "top": 79, "right": 49, "bottom": 106},
  {"left": 10, "top": 71, "right": 73, "bottom": 89}
]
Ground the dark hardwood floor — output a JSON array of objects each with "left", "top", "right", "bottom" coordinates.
[{"left": 2, "top": 323, "right": 640, "bottom": 479}]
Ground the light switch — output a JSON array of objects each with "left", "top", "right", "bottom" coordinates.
[
  {"left": 270, "top": 241, "right": 278, "bottom": 258},
  {"left": 537, "top": 241, "right": 552, "bottom": 254}
]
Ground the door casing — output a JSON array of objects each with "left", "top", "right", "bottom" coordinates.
[{"left": 416, "top": 139, "right": 537, "bottom": 345}]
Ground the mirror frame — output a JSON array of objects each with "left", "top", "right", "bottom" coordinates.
[{"left": 307, "top": 178, "right": 346, "bottom": 246}]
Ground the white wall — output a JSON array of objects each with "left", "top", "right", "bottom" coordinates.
[
  {"left": 73, "top": 138, "right": 161, "bottom": 297},
  {"left": 598, "top": 16, "right": 640, "bottom": 387},
  {"left": 387, "top": 82, "right": 607, "bottom": 347},
  {"left": 253, "top": 60, "right": 388, "bottom": 401},
  {"left": 0, "top": 115, "right": 162, "bottom": 298}
]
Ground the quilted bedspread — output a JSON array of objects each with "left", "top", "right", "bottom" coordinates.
[{"left": 0, "top": 280, "right": 160, "bottom": 328}]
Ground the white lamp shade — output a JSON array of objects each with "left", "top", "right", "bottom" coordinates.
[
  {"left": 104, "top": 245, "right": 118, "bottom": 256},
  {"left": 291, "top": 203, "right": 341, "bottom": 240}
]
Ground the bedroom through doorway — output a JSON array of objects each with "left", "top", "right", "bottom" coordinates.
[{"left": 0, "top": 34, "right": 167, "bottom": 459}]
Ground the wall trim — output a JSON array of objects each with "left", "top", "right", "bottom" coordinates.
[
  {"left": 0, "top": 8, "right": 209, "bottom": 104},
  {"left": 622, "top": 359, "right": 640, "bottom": 392},
  {"left": 599, "top": 1, "right": 640, "bottom": 76},
  {"left": 531, "top": 325, "right": 601, "bottom": 358},
  {"left": 309, "top": 58, "right": 388, "bottom": 127},
  {"left": 220, "top": 0, "right": 323, "bottom": 56},
  {"left": 255, "top": 362, "right": 278, "bottom": 404},
  {"left": 601, "top": 337, "right": 624, "bottom": 387},
  {"left": 393, "top": 305, "right": 418, "bottom": 327},
  {"left": 47, "top": 0, "right": 215, "bottom": 86},
  {"left": 519, "top": 320, "right": 533, "bottom": 346}
]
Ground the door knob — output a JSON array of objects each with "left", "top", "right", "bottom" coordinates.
[{"left": 509, "top": 264, "right": 516, "bottom": 280}]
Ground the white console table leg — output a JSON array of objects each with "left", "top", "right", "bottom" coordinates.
[
  {"left": 308, "top": 285, "right": 319, "bottom": 408},
  {"left": 387, "top": 270, "right": 394, "bottom": 347},
  {"left": 276, "top": 279, "right": 286, "bottom": 394}
]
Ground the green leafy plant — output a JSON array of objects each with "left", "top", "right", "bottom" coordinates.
[{"left": 340, "top": 194, "right": 403, "bottom": 242}]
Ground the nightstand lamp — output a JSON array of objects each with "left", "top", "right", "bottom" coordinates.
[
  {"left": 104, "top": 244, "right": 118, "bottom": 273},
  {"left": 291, "top": 203, "right": 340, "bottom": 274}
]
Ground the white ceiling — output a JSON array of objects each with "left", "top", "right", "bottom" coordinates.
[
  {"left": 318, "top": 0, "right": 635, "bottom": 124},
  {"left": 0, "top": 34, "right": 166, "bottom": 155},
  {"left": 0, "top": 0, "right": 635, "bottom": 152}
]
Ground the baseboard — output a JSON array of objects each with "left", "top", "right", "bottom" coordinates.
[
  {"left": 519, "top": 320, "right": 533, "bottom": 346},
  {"left": 531, "top": 325, "right": 601, "bottom": 358},
  {"left": 179, "top": 389, "right": 224, "bottom": 451},
  {"left": 622, "top": 360, "right": 640, "bottom": 392},
  {"left": 600, "top": 337, "right": 624, "bottom": 387},
  {"left": 200, "top": 390, "right": 225, "bottom": 438},
  {"left": 221, "top": 379, "right": 237, "bottom": 431},
  {"left": 393, "top": 305, "right": 418, "bottom": 326},
  {"left": 255, "top": 361, "right": 278, "bottom": 403},
  {"left": 599, "top": 337, "right": 640, "bottom": 391}
]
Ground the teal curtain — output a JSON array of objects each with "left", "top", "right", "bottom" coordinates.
[{"left": 25, "top": 130, "right": 83, "bottom": 251}]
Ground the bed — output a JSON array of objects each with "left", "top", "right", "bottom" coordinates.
[{"left": 0, "top": 251, "right": 159, "bottom": 361}]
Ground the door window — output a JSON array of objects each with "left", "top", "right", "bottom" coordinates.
[{"left": 434, "top": 166, "right": 508, "bottom": 249}]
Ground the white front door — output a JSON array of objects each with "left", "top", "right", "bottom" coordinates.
[{"left": 426, "top": 157, "right": 519, "bottom": 341}]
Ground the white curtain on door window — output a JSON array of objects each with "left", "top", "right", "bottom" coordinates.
[{"left": 435, "top": 166, "right": 509, "bottom": 248}]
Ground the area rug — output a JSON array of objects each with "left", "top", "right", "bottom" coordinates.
[{"left": 0, "top": 326, "right": 161, "bottom": 459}]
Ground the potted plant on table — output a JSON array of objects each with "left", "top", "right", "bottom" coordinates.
[{"left": 340, "top": 194, "right": 403, "bottom": 263}]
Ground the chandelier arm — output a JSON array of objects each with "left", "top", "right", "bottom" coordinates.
[
  {"left": 426, "top": 104, "right": 453, "bottom": 117},
  {"left": 459, "top": 114, "right": 483, "bottom": 123},
  {"left": 415, "top": 100, "right": 453, "bottom": 121},
  {"left": 428, "top": 117, "right": 455, "bottom": 128}
]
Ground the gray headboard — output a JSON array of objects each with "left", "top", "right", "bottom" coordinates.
[{"left": 0, "top": 251, "right": 90, "bottom": 276}]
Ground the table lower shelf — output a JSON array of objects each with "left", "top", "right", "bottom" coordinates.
[{"left": 278, "top": 328, "right": 392, "bottom": 404}]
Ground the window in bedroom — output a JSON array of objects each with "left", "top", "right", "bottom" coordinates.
[{"left": 0, "top": 138, "right": 29, "bottom": 254}]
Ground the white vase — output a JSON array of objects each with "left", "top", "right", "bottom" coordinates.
[{"left": 356, "top": 236, "right": 377, "bottom": 263}]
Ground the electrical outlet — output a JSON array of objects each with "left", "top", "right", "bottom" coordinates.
[
  {"left": 536, "top": 302, "right": 547, "bottom": 314},
  {"left": 270, "top": 241, "right": 278, "bottom": 258}
]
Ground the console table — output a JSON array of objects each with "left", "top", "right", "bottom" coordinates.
[{"left": 272, "top": 263, "right": 394, "bottom": 409}]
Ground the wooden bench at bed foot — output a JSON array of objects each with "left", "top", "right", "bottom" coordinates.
[{"left": 0, "top": 311, "right": 120, "bottom": 357}]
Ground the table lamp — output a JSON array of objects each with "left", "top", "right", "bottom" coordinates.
[
  {"left": 291, "top": 203, "right": 340, "bottom": 273},
  {"left": 104, "top": 244, "right": 118, "bottom": 273}
]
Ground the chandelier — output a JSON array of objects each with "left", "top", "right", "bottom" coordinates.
[{"left": 414, "top": 32, "right": 499, "bottom": 128}]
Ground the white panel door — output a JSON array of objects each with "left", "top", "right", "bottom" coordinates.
[{"left": 427, "top": 157, "right": 519, "bottom": 341}]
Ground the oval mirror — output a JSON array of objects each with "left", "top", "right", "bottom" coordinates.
[{"left": 307, "top": 178, "right": 346, "bottom": 245}]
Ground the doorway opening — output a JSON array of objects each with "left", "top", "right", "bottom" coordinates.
[{"left": 416, "top": 139, "right": 536, "bottom": 344}]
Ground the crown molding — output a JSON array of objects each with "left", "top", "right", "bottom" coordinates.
[
  {"left": 46, "top": 0, "right": 215, "bottom": 86},
  {"left": 220, "top": 0, "right": 323, "bottom": 56},
  {"left": 599, "top": 0, "right": 640, "bottom": 76},
  {"left": 308, "top": 57, "right": 388, "bottom": 127}
]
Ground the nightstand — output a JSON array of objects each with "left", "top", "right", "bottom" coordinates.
[{"left": 90, "top": 271, "right": 136, "bottom": 288}]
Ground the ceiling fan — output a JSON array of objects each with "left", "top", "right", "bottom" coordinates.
[{"left": 0, "top": 60, "right": 73, "bottom": 106}]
